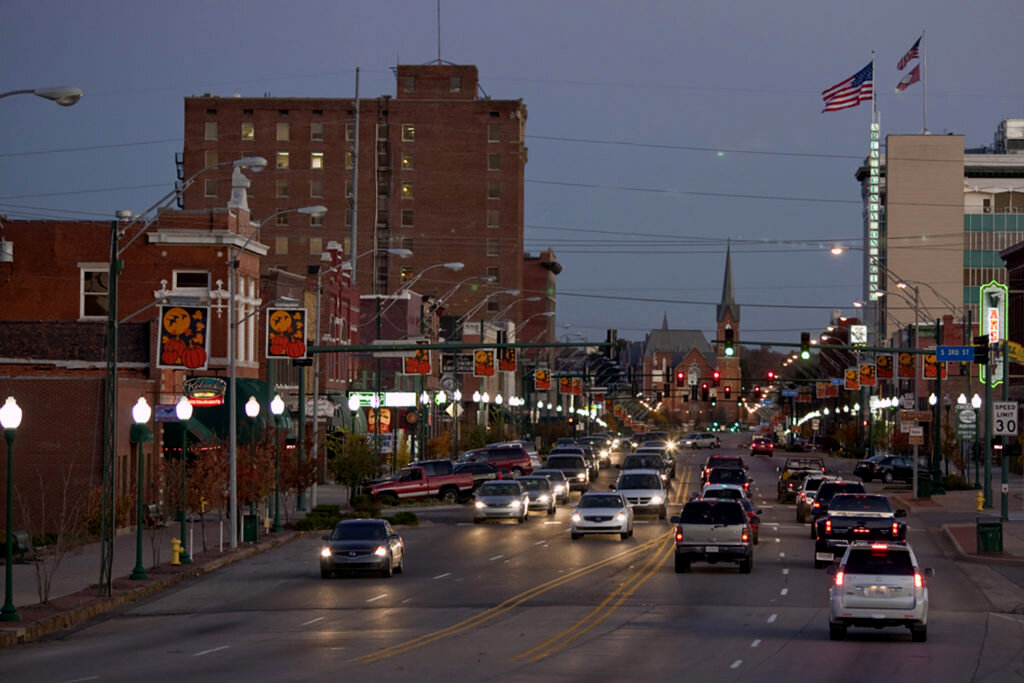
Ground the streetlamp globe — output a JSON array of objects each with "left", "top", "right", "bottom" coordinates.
[
  {"left": 270, "top": 394, "right": 285, "bottom": 417},
  {"left": 436, "top": 391, "right": 447, "bottom": 404},
  {"left": 495, "top": 394, "right": 503, "bottom": 405},
  {"left": 175, "top": 396, "right": 193, "bottom": 422},
  {"left": 972, "top": 394, "right": 983, "bottom": 409},
  {"left": 472, "top": 391, "right": 481, "bottom": 403},
  {"left": 481, "top": 392, "right": 490, "bottom": 404},
  {"left": 0, "top": 397, "right": 23, "bottom": 429},
  {"left": 957, "top": 393, "right": 968, "bottom": 405},
  {"left": 537, "top": 401, "right": 544, "bottom": 409},
  {"left": 453, "top": 389, "right": 462, "bottom": 402},
  {"left": 928, "top": 393, "right": 937, "bottom": 406},
  {"left": 245, "top": 396, "right": 261, "bottom": 419},
  {"left": 419, "top": 391, "right": 430, "bottom": 405},
  {"left": 348, "top": 395, "right": 360, "bottom": 412}
]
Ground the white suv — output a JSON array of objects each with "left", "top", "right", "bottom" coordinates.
[
  {"left": 683, "top": 432, "right": 721, "bottom": 449},
  {"left": 827, "top": 541, "right": 932, "bottom": 642}
]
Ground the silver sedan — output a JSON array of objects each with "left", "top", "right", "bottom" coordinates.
[
  {"left": 570, "top": 492, "right": 634, "bottom": 540},
  {"left": 473, "top": 481, "right": 530, "bottom": 523}
]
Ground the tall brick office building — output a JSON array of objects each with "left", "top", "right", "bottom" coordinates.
[{"left": 181, "top": 63, "right": 538, "bottom": 340}]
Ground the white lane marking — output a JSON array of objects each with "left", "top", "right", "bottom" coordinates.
[
  {"left": 457, "top": 522, "right": 472, "bottom": 526},
  {"left": 782, "top": 568, "right": 789, "bottom": 575},
  {"left": 63, "top": 678, "right": 100, "bottom": 683},
  {"left": 433, "top": 572, "right": 451, "bottom": 579},
  {"left": 300, "top": 616, "right": 325, "bottom": 627},
  {"left": 765, "top": 522, "right": 780, "bottom": 526},
  {"left": 780, "top": 588, "right": 788, "bottom": 596},
  {"left": 767, "top": 614, "right": 778, "bottom": 623},
  {"left": 731, "top": 660, "right": 743, "bottom": 669},
  {"left": 534, "top": 540, "right": 547, "bottom": 546},
  {"left": 779, "top": 552, "right": 786, "bottom": 558},
  {"left": 489, "top": 554, "right": 505, "bottom": 561},
  {"left": 760, "top": 505, "right": 774, "bottom": 509},
  {"left": 751, "top": 639, "right": 762, "bottom": 648},
  {"left": 543, "top": 521, "right": 562, "bottom": 525},
  {"left": 401, "top": 598, "right": 412, "bottom": 604},
  {"left": 366, "top": 594, "right": 387, "bottom": 603},
  {"left": 775, "top": 537, "right": 781, "bottom": 543},
  {"left": 195, "top": 646, "right": 230, "bottom": 657}
]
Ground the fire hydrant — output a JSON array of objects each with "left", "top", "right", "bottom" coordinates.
[
  {"left": 171, "top": 538, "right": 183, "bottom": 566},
  {"left": 977, "top": 491, "right": 986, "bottom": 512}
]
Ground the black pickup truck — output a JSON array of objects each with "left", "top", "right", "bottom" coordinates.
[
  {"left": 777, "top": 456, "right": 826, "bottom": 503},
  {"left": 813, "top": 493, "right": 907, "bottom": 568}
]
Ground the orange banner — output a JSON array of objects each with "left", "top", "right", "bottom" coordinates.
[
  {"left": 845, "top": 367, "right": 860, "bottom": 390},
  {"left": 535, "top": 369, "right": 551, "bottom": 391},
  {"left": 473, "top": 349, "right": 495, "bottom": 377},
  {"left": 499, "top": 347, "right": 516, "bottom": 372},
  {"left": 876, "top": 354, "right": 894, "bottom": 379},
  {"left": 860, "top": 363, "right": 877, "bottom": 387},
  {"left": 403, "top": 340, "right": 431, "bottom": 375},
  {"left": 158, "top": 305, "right": 209, "bottom": 369}
]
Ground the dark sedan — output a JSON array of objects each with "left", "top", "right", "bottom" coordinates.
[
  {"left": 750, "top": 437, "right": 774, "bottom": 456},
  {"left": 319, "top": 519, "right": 404, "bottom": 579}
]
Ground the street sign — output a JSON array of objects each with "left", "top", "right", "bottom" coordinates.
[
  {"left": 900, "top": 394, "right": 916, "bottom": 410},
  {"left": 850, "top": 325, "right": 868, "bottom": 345},
  {"left": 937, "top": 345, "right": 975, "bottom": 362},
  {"left": 900, "top": 410, "right": 932, "bottom": 423},
  {"left": 909, "top": 426, "right": 924, "bottom": 445},
  {"left": 781, "top": 389, "right": 798, "bottom": 397},
  {"left": 956, "top": 406, "right": 978, "bottom": 439},
  {"left": 1008, "top": 340, "right": 1024, "bottom": 365},
  {"left": 811, "top": 419, "right": 820, "bottom": 431},
  {"left": 994, "top": 401, "right": 1018, "bottom": 436}
]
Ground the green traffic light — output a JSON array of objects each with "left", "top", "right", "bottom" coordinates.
[
  {"left": 800, "top": 350, "right": 810, "bottom": 360},
  {"left": 724, "top": 346, "right": 735, "bottom": 356}
]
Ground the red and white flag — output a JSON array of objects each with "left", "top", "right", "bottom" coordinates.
[
  {"left": 895, "top": 64, "right": 921, "bottom": 92},
  {"left": 897, "top": 36, "right": 921, "bottom": 71}
]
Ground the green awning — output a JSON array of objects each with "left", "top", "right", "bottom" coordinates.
[{"left": 188, "top": 377, "right": 273, "bottom": 445}]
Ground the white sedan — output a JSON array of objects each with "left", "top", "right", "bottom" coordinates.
[{"left": 571, "top": 492, "right": 634, "bottom": 540}]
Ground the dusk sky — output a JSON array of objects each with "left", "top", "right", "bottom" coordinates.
[{"left": 2, "top": 0, "right": 1022, "bottom": 346}]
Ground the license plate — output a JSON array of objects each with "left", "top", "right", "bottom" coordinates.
[
  {"left": 815, "top": 552, "right": 833, "bottom": 562},
  {"left": 865, "top": 585, "right": 890, "bottom": 596},
  {"left": 705, "top": 545, "right": 719, "bottom": 553}
]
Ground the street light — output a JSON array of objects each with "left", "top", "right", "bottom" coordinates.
[
  {"left": 1, "top": 397, "right": 23, "bottom": 622},
  {"left": 270, "top": 394, "right": 285, "bottom": 532},
  {"left": 244, "top": 396, "right": 261, "bottom": 540},
  {"left": 129, "top": 397, "right": 152, "bottom": 581},
  {"left": 175, "top": 396, "right": 193, "bottom": 565},
  {"left": 0, "top": 86, "right": 83, "bottom": 106}
]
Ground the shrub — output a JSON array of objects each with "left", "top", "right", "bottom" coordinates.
[
  {"left": 942, "top": 474, "right": 972, "bottom": 491},
  {"left": 384, "top": 511, "right": 419, "bottom": 526},
  {"left": 351, "top": 495, "right": 381, "bottom": 517}
]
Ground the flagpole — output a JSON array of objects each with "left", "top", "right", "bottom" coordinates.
[
  {"left": 871, "top": 51, "right": 877, "bottom": 119},
  {"left": 921, "top": 31, "right": 928, "bottom": 133}
]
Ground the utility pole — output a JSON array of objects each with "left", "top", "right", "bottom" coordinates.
[{"left": 350, "top": 67, "right": 360, "bottom": 284}]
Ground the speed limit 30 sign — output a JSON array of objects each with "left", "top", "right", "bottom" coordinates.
[{"left": 994, "top": 401, "right": 1019, "bottom": 436}]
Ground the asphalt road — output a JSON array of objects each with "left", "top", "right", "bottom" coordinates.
[{"left": 4, "top": 435, "right": 1024, "bottom": 682}]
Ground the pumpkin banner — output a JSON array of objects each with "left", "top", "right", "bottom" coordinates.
[
  {"left": 158, "top": 305, "right": 209, "bottom": 370},
  {"left": 266, "top": 308, "right": 307, "bottom": 359}
]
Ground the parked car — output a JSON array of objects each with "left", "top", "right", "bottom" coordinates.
[
  {"left": 473, "top": 480, "right": 530, "bottom": 523},
  {"left": 570, "top": 492, "right": 634, "bottom": 540},
  {"left": 854, "top": 454, "right": 926, "bottom": 483},
  {"left": 671, "top": 498, "right": 753, "bottom": 573},
  {"left": 319, "top": 519, "right": 404, "bottom": 579},
  {"left": 364, "top": 460, "right": 475, "bottom": 505}
]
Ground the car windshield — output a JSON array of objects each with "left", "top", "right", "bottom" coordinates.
[
  {"left": 804, "top": 478, "right": 827, "bottom": 492},
  {"left": 703, "top": 487, "right": 742, "bottom": 500},
  {"left": 331, "top": 523, "right": 386, "bottom": 541},
  {"left": 819, "top": 483, "right": 865, "bottom": 501},
  {"left": 830, "top": 496, "right": 893, "bottom": 513},
  {"left": 619, "top": 473, "right": 662, "bottom": 489},
  {"left": 534, "top": 470, "right": 565, "bottom": 481},
  {"left": 708, "top": 457, "right": 741, "bottom": 468},
  {"left": 518, "top": 478, "right": 549, "bottom": 492},
  {"left": 624, "top": 456, "right": 663, "bottom": 469},
  {"left": 708, "top": 469, "right": 745, "bottom": 484},
  {"left": 479, "top": 483, "right": 522, "bottom": 496},
  {"left": 681, "top": 501, "right": 745, "bottom": 525},
  {"left": 844, "top": 548, "right": 914, "bottom": 575},
  {"left": 578, "top": 495, "right": 623, "bottom": 508},
  {"left": 545, "top": 456, "right": 584, "bottom": 469}
]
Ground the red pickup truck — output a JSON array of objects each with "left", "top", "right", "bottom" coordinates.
[{"left": 364, "top": 460, "right": 474, "bottom": 505}]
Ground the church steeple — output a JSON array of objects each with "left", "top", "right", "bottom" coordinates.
[
  {"left": 717, "top": 242, "right": 740, "bottom": 324},
  {"left": 661, "top": 312, "right": 669, "bottom": 330}
]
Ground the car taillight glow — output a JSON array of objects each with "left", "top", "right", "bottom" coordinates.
[
  {"left": 741, "top": 530, "right": 749, "bottom": 542},
  {"left": 825, "top": 519, "right": 831, "bottom": 534},
  {"left": 743, "top": 482, "right": 750, "bottom": 489},
  {"left": 813, "top": 501, "right": 820, "bottom": 509},
  {"left": 914, "top": 572, "right": 923, "bottom": 589},
  {"left": 675, "top": 529, "right": 683, "bottom": 542},
  {"left": 800, "top": 493, "right": 806, "bottom": 502},
  {"left": 871, "top": 543, "right": 888, "bottom": 550},
  {"left": 892, "top": 521, "right": 900, "bottom": 536},
  {"left": 835, "top": 570, "right": 845, "bottom": 587}
]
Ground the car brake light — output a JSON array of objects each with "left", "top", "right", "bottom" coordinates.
[
  {"left": 835, "top": 570, "right": 844, "bottom": 587},
  {"left": 741, "top": 530, "right": 749, "bottom": 543},
  {"left": 800, "top": 493, "right": 806, "bottom": 502},
  {"left": 914, "top": 573, "right": 923, "bottom": 589},
  {"left": 813, "top": 501, "right": 820, "bottom": 509},
  {"left": 744, "top": 482, "right": 750, "bottom": 489},
  {"left": 675, "top": 529, "right": 683, "bottom": 542},
  {"left": 892, "top": 521, "right": 900, "bottom": 536},
  {"left": 825, "top": 519, "right": 831, "bottom": 534},
  {"left": 870, "top": 543, "right": 887, "bottom": 550}
]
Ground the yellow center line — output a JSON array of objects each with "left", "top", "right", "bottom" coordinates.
[
  {"left": 350, "top": 535, "right": 663, "bottom": 664},
  {"left": 511, "top": 536, "right": 673, "bottom": 663}
]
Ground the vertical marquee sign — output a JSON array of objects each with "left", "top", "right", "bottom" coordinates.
[
  {"left": 980, "top": 280, "right": 1008, "bottom": 386},
  {"left": 867, "top": 120, "right": 882, "bottom": 303}
]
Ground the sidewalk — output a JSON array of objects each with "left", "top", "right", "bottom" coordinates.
[{"left": 0, "top": 483, "right": 353, "bottom": 647}]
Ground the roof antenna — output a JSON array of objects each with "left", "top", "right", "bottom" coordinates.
[{"left": 436, "top": 0, "right": 442, "bottom": 64}]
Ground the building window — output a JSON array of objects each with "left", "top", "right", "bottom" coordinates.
[
  {"left": 376, "top": 123, "right": 388, "bottom": 141},
  {"left": 345, "top": 122, "right": 355, "bottom": 141},
  {"left": 204, "top": 179, "right": 218, "bottom": 197},
  {"left": 488, "top": 153, "right": 501, "bottom": 171},
  {"left": 81, "top": 267, "right": 109, "bottom": 318},
  {"left": 204, "top": 122, "right": 217, "bottom": 141},
  {"left": 275, "top": 236, "right": 288, "bottom": 255},
  {"left": 402, "top": 75, "right": 415, "bottom": 93},
  {"left": 487, "top": 180, "right": 500, "bottom": 199},
  {"left": 377, "top": 181, "right": 389, "bottom": 197},
  {"left": 311, "top": 121, "right": 324, "bottom": 141},
  {"left": 310, "top": 212, "right": 324, "bottom": 227},
  {"left": 488, "top": 124, "right": 500, "bottom": 142},
  {"left": 345, "top": 151, "right": 354, "bottom": 169},
  {"left": 276, "top": 212, "right": 288, "bottom": 226},
  {"left": 345, "top": 180, "right": 353, "bottom": 198},
  {"left": 309, "top": 237, "right": 323, "bottom": 255},
  {"left": 401, "top": 124, "right": 415, "bottom": 141},
  {"left": 276, "top": 152, "right": 289, "bottom": 169},
  {"left": 486, "top": 238, "right": 499, "bottom": 257},
  {"left": 486, "top": 295, "right": 499, "bottom": 312},
  {"left": 401, "top": 237, "right": 413, "bottom": 251},
  {"left": 204, "top": 150, "right": 218, "bottom": 168},
  {"left": 276, "top": 180, "right": 289, "bottom": 198},
  {"left": 241, "top": 121, "right": 254, "bottom": 141},
  {"left": 345, "top": 209, "right": 353, "bottom": 227},
  {"left": 310, "top": 179, "right": 324, "bottom": 197},
  {"left": 487, "top": 209, "right": 499, "bottom": 227},
  {"left": 276, "top": 122, "right": 289, "bottom": 141},
  {"left": 311, "top": 152, "right": 324, "bottom": 169},
  {"left": 174, "top": 271, "right": 209, "bottom": 289},
  {"left": 401, "top": 266, "right": 414, "bottom": 282},
  {"left": 487, "top": 266, "right": 499, "bottom": 281},
  {"left": 450, "top": 76, "right": 462, "bottom": 92},
  {"left": 401, "top": 153, "right": 414, "bottom": 170},
  {"left": 377, "top": 150, "right": 390, "bottom": 168},
  {"left": 401, "top": 209, "right": 414, "bottom": 227},
  {"left": 401, "top": 182, "right": 414, "bottom": 199}
]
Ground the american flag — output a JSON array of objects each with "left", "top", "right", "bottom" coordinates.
[
  {"left": 821, "top": 62, "right": 873, "bottom": 113},
  {"left": 895, "top": 64, "right": 921, "bottom": 92},
  {"left": 897, "top": 37, "right": 921, "bottom": 71}
]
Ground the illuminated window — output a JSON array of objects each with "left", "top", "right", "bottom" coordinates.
[
  {"left": 311, "top": 152, "right": 324, "bottom": 169},
  {"left": 401, "top": 266, "right": 414, "bottom": 282},
  {"left": 401, "top": 182, "right": 414, "bottom": 199},
  {"left": 345, "top": 151, "right": 354, "bottom": 169},
  {"left": 275, "top": 236, "right": 288, "bottom": 255},
  {"left": 204, "top": 122, "right": 217, "bottom": 140},
  {"left": 276, "top": 152, "right": 289, "bottom": 169},
  {"left": 402, "top": 124, "right": 415, "bottom": 141},
  {"left": 241, "top": 121, "right": 254, "bottom": 141},
  {"left": 401, "top": 153, "right": 414, "bottom": 170}
]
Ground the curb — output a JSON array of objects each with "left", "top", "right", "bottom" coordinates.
[
  {"left": 941, "top": 523, "right": 1024, "bottom": 566},
  {"left": 0, "top": 531, "right": 303, "bottom": 648}
]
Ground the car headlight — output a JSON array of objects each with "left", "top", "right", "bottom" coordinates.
[
  {"left": 474, "top": 500, "right": 486, "bottom": 509},
  {"left": 571, "top": 513, "right": 581, "bottom": 522},
  {"left": 650, "top": 495, "right": 664, "bottom": 505},
  {"left": 615, "top": 512, "right": 627, "bottom": 522},
  {"left": 554, "top": 485, "right": 565, "bottom": 493},
  {"left": 320, "top": 547, "right": 332, "bottom": 558},
  {"left": 538, "top": 494, "right": 550, "bottom": 502},
  {"left": 660, "top": 473, "right": 668, "bottom": 481},
  {"left": 600, "top": 449, "right": 609, "bottom": 458},
  {"left": 577, "top": 473, "right": 587, "bottom": 481},
  {"left": 510, "top": 500, "right": 522, "bottom": 508},
  {"left": 373, "top": 545, "right": 388, "bottom": 557}
]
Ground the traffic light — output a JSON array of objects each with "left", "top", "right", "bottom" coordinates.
[
  {"left": 675, "top": 370, "right": 685, "bottom": 387},
  {"left": 974, "top": 335, "right": 990, "bottom": 365},
  {"left": 754, "top": 385, "right": 760, "bottom": 393},
  {"left": 766, "top": 370, "right": 776, "bottom": 381},
  {"left": 800, "top": 332, "right": 811, "bottom": 360},
  {"left": 723, "top": 386, "right": 731, "bottom": 400},
  {"left": 723, "top": 327, "right": 735, "bottom": 357},
  {"left": 712, "top": 369, "right": 721, "bottom": 386},
  {"left": 710, "top": 393, "right": 717, "bottom": 407},
  {"left": 701, "top": 382, "right": 709, "bottom": 401}
]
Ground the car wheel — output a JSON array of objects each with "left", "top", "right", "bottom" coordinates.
[
  {"left": 883, "top": 471, "right": 894, "bottom": 484},
  {"left": 861, "top": 474, "right": 872, "bottom": 483},
  {"left": 658, "top": 507, "right": 667, "bottom": 520},
  {"left": 829, "top": 623, "right": 847, "bottom": 641},
  {"left": 512, "top": 467, "right": 524, "bottom": 478},
  {"left": 548, "top": 505, "right": 556, "bottom": 515},
  {"left": 674, "top": 555, "right": 690, "bottom": 573},
  {"left": 473, "top": 518, "right": 481, "bottom": 524},
  {"left": 739, "top": 556, "right": 753, "bottom": 574},
  {"left": 395, "top": 552, "right": 404, "bottom": 574},
  {"left": 381, "top": 554, "right": 394, "bottom": 578},
  {"left": 620, "top": 531, "right": 629, "bottom": 540},
  {"left": 911, "top": 625, "right": 927, "bottom": 642},
  {"left": 320, "top": 567, "right": 333, "bottom": 579},
  {"left": 439, "top": 487, "right": 459, "bottom": 505},
  {"left": 571, "top": 532, "right": 581, "bottom": 540},
  {"left": 796, "top": 509, "right": 805, "bottom": 523}
]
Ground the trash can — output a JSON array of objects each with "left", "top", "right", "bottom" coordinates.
[
  {"left": 977, "top": 516, "right": 1003, "bottom": 553},
  {"left": 916, "top": 472, "right": 933, "bottom": 498},
  {"left": 243, "top": 514, "right": 260, "bottom": 543}
]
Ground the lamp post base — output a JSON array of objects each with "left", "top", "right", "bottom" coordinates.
[
  {"left": 129, "top": 567, "right": 149, "bottom": 581},
  {"left": 180, "top": 551, "right": 192, "bottom": 565},
  {"left": 0, "top": 604, "right": 20, "bottom": 622}
]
